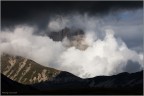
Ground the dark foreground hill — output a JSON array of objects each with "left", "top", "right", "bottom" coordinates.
[
  {"left": 31, "top": 70, "right": 143, "bottom": 95},
  {"left": 1, "top": 74, "right": 37, "bottom": 95},
  {"left": 1, "top": 70, "right": 143, "bottom": 95}
]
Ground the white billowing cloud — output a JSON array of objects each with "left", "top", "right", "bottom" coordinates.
[
  {"left": 56, "top": 29, "right": 143, "bottom": 78},
  {"left": 0, "top": 26, "right": 66, "bottom": 66},
  {"left": 0, "top": 9, "right": 143, "bottom": 78},
  {"left": 0, "top": 25, "right": 143, "bottom": 78},
  {"left": 47, "top": 13, "right": 99, "bottom": 32},
  {"left": 48, "top": 16, "right": 69, "bottom": 32}
]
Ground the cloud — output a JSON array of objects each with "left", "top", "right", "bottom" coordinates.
[
  {"left": 0, "top": 9, "right": 143, "bottom": 78},
  {"left": 0, "top": 25, "right": 66, "bottom": 66},
  {"left": 56, "top": 29, "right": 143, "bottom": 78},
  {"left": 48, "top": 16, "right": 69, "bottom": 32},
  {"left": 47, "top": 9, "right": 143, "bottom": 52},
  {"left": 124, "top": 60, "right": 143, "bottom": 73}
]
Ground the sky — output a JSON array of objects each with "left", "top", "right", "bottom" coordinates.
[{"left": 1, "top": 1, "right": 143, "bottom": 78}]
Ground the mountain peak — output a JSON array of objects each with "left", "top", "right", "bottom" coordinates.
[{"left": 1, "top": 53, "right": 60, "bottom": 84}]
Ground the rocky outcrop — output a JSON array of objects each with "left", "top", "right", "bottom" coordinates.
[
  {"left": 1, "top": 54, "right": 60, "bottom": 84},
  {"left": 49, "top": 28, "right": 88, "bottom": 50}
]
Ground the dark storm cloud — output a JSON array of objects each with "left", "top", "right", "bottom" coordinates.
[
  {"left": 1, "top": 1, "right": 143, "bottom": 28},
  {"left": 1, "top": 1, "right": 143, "bottom": 53}
]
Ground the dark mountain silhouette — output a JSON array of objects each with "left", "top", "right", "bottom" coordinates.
[
  {"left": 1, "top": 74, "right": 37, "bottom": 95},
  {"left": 31, "top": 70, "right": 143, "bottom": 95},
  {"left": 1, "top": 69, "right": 143, "bottom": 95},
  {"left": 1, "top": 71, "right": 143, "bottom": 95}
]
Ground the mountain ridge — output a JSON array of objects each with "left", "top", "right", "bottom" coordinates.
[
  {"left": 1, "top": 53, "right": 60, "bottom": 84},
  {"left": 1, "top": 70, "right": 143, "bottom": 95},
  {"left": 1, "top": 54, "right": 143, "bottom": 95}
]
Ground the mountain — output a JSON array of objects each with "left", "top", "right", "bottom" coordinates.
[
  {"left": 1, "top": 74, "right": 37, "bottom": 95},
  {"left": 48, "top": 28, "right": 88, "bottom": 50},
  {"left": 1, "top": 54, "right": 143, "bottom": 95},
  {"left": 1, "top": 53, "right": 60, "bottom": 84},
  {"left": 1, "top": 70, "right": 143, "bottom": 95},
  {"left": 31, "top": 70, "right": 143, "bottom": 95},
  {"left": 48, "top": 27, "right": 84, "bottom": 41}
]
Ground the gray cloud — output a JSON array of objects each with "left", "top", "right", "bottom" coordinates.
[
  {"left": 124, "top": 60, "right": 143, "bottom": 73},
  {"left": 47, "top": 9, "right": 143, "bottom": 53}
]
